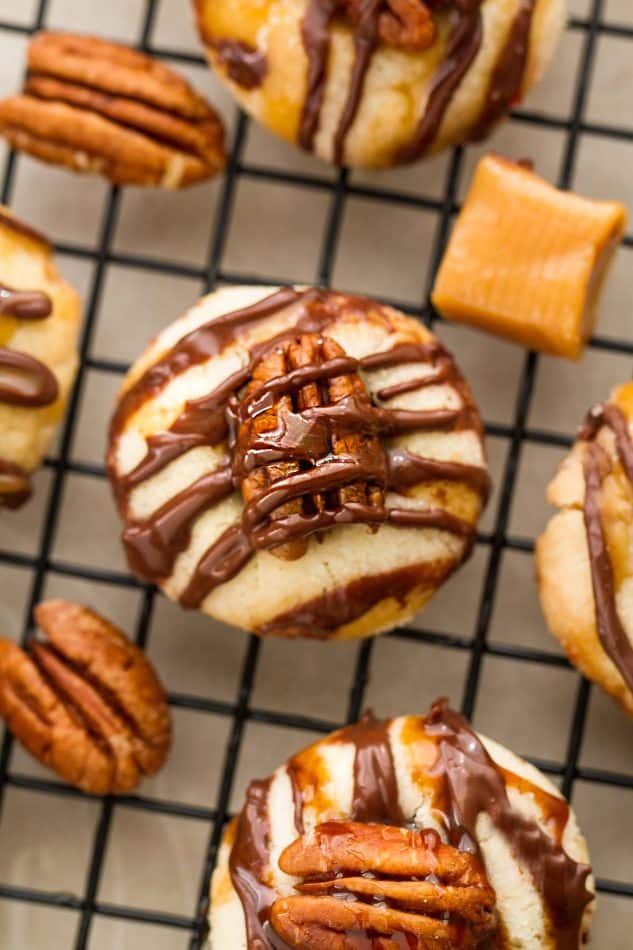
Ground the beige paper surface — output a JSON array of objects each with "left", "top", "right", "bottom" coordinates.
[{"left": 0, "top": 0, "right": 632, "bottom": 946}]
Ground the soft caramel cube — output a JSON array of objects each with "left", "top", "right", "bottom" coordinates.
[{"left": 432, "top": 154, "right": 628, "bottom": 360}]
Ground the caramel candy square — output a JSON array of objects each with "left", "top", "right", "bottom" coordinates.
[{"left": 432, "top": 154, "right": 628, "bottom": 360}]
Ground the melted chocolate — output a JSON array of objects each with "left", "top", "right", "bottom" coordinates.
[
  {"left": 0, "top": 282, "right": 52, "bottom": 320},
  {"left": 470, "top": 0, "right": 535, "bottom": 142},
  {"left": 582, "top": 445, "right": 633, "bottom": 694},
  {"left": 299, "top": 0, "right": 337, "bottom": 151},
  {"left": 376, "top": 367, "right": 450, "bottom": 401},
  {"left": 577, "top": 403, "right": 633, "bottom": 692},
  {"left": 287, "top": 765, "right": 306, "bottom": 837},
  {"left": 232, "top": 714, "right": 400, "bottom": 946},
  {"left": 310, "top": 0, "right": 536, "bottom": 164},
  {"left": 0, "top": 459, "right": 31, "bottom": 509},
  {"left": 0, "top": 347, "right": 58, "bottom": 407},
  {"left": 179, "top": 502, "right": 475, "bottom": 613},
  {"left": 109, "top": 287, "right": 304, "bottom": 441},
  {"left": 306, "top": 393, "right": 470, "bottom": 435},
  {"left": 349, "top": 710, "right": 402, "bottom": 824},
  {"left": 113, "top": 367, "right": 251, "bottom": 507},
  {"left": 241, "top": 456, "right": 386, "bottom": 528},
  {"left": 388, "top": 446, "right": 491, "bottom": 502},
  {"left": 256, "top": 561, "right": 461, "bottom": 638},
  {"left": 426, "top": 700, "right": 592, "bottom": 949},
  {"left": 111, "top": 287, "right": 386, "bottom": 459},
  {"left": 215, "top": 40, "right": 268, "bottom": 89},
  {"left": 580, "top": 402, "right": 633, "bottom": 481},
  {"left": 122, "top": 463, "right": 234, "bottom": 581},
  {"left": 229, "top": 702, "right": 591, "bottom": 948},
  {"left": 179, "top": 524, "right": 254, "bottom": 609},
  {"left": 299, "top": 2, "right": 487, "bottom": 165},
  {"left": 397, "top": 6, "right": 483, "bottom": 163},
  {"left": 111, "top": 288, "right": 487, "bottom": 610},
  {"left": 361, "top": 341, "right": 441, "bottom": 369},
  {"left": 0, "top": 270, "right": 54, "bottom": 510},
  {"left": 229, "top": 778, "right": 277, "bottom": 948},
  {"left": 331, "top": 0, "right": 382, "bottom": 165}
]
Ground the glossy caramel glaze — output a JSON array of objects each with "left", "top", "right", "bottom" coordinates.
[{"left": 226, "top": 702, "right": 592, "bottom": 949}]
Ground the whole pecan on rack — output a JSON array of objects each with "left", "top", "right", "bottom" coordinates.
[
  {"left": 0, "top": 600, "right": 171, "bottom": 795},
  {"left": 0, "top": 31, "right": 226, "bottom": 188},
  {"left": 340, "top": 0, "right": 437, "bottom": 52},
  {"left": 233, "top": 333, "right": 387, "bottom": 561},
  {"left": 271, "top": 820, "right": 498, "bottom": 948}
]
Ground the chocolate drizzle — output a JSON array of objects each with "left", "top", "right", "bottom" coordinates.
[
  {"left": 388, "top": 446, "right": 491, "bottom": 501},
  {"left": 257, "top": 562, "right": 461, "bottom": 638},
  {"left": 110, "top": 288, "right": 487, "bottom": 612},
  {"left": 397, "top": 6, "right": 483, "bottom": 164},
  {"left": 0, "top": 347, "right": 58, "bottom": 407},
  {"left": 299, "top": 0, "right": 484, "bottom": 165},
  {"left": 263, "top": 713, "right": 402, "bottom": 941},
  {"left": 349, "top": 710, "right": 402, "bottom": 824},
  {"left": 376, "top": 364, "right": 450, "bottom": 400},
  {"left": 111, "top": 287, "right": 302, "bottom": 436},
  {"left": 228, "top": 701, "right": 592, "bottom": 949},
  {"left": 426, "top": 699, "right": 593, "bottom": 949},
  {"left": 299, "top": 0, "right": 337, "bottom": 151},
  {"left": 578, "top": 402, "right": 633, "bottom": 693},
  {"left": 296, "top": 0, "right": 537, "bottom": 166},
  {"left": 0, "top": 459, "right": 32, "bottom": 509},
  {"left": 331, "top": 0, "right": 382, "bottom": 165},
  {"left": 122, "top": 463, "right": 234, "bottom": 581},
  {"left": 228, "top": 778, "right": 277, "bottom": 948},
  {"left": 214, "top": 40, "right": 268, "bottom": 90},
  {"left": 0, "top": 282, "right": 52, "bottom": 320},
  {"left": 0, "top": 279, "right": 55, "bottom": 509}
]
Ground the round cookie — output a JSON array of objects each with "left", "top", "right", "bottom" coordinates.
[
  {"left": 537, "top": 382, "right": 633, "bottom": 718},
  {"left": 211, "top": 700, "right": 594, "bottom": 948},
  {"left": 107, "top": 285, "right": 488, "bottom": 640},
  {"left": 0, "top": 206, "right": 81, "bottom": 509},
  {"left": 192, "top": 0, "right": 565, "bottom": 168}
]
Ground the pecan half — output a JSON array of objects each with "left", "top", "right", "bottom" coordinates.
[
  {"left": 341, "top": 0, "right": 436, "bottom": 52},
  {"left": 234, "top": 333, "right": 386, "bottom": 561},
  {"left": 0, "top": 32, "right": 225, "bottom": 188},
  {"left": 271, "top": 821, "right": 497, "bottom": 949},
  {"left": 0, "top": 600, "right": 171, "bottom": 795}
]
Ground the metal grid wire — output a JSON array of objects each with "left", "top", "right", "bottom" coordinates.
[{"left": 0, "top": 0, "right": 631, "bottom": 946}]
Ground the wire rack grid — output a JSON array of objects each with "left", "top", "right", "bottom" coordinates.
[{"left": 0, "top": 0, "right": 631, "bottom": 947}]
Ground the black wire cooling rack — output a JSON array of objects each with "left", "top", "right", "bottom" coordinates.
[{"left": 0, "top": 0, "right": 632, "bottom": 947}]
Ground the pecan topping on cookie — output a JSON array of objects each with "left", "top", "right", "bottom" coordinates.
[
  {"left": 0, "top": 600, "right": 171, "bottom": 795},
  {"left": 234, "top": 333, "right": 387, "bottom": 561},
  {"left": 0, "top": 32, "right": 225, "bottom": 188},
  {"left": 341, "top": 0, "right": 436, "bottom": 52},
  {"left": 271, "top": 820, "right": 498, "bottom": 948}
]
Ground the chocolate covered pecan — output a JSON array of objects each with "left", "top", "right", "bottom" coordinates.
[
  {"left": 0, "top": 32, "right": 226, "bottom": 188},
  {"left": 0, "top": 600, "right": 171, "bottom": 795},
  {"left": 234, "top": 333, "right": 387, "bottom": 561}
]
